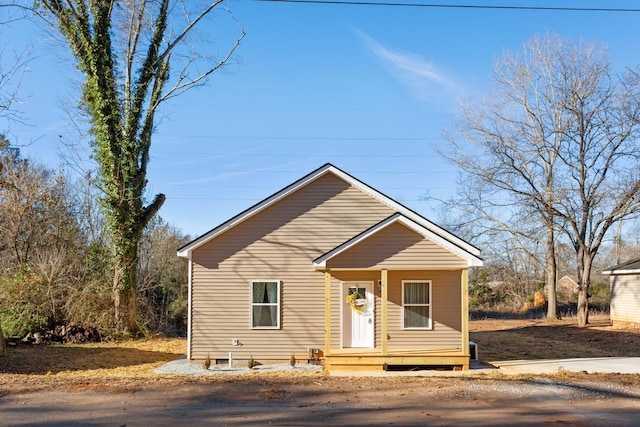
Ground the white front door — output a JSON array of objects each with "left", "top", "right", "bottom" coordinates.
[{"left": 342, "top": 282, "right": 374, "bottom": 348}]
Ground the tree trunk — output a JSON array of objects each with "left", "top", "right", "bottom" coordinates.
[
  {"left": 0, "top": 323, "right": 6, "bottom": 357},
  {"left": 577, "top": 285, "right": 589, "bottom": 327},
  {"left": 576, "top": 252, "right": 593, "bottom": 327},
  {"left": 545, "top": 223, "right": 557, "bottom": 319}
]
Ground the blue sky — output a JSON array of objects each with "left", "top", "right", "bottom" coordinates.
[{"left": 2, "top": 1, "right": 640, "bottom": 237}]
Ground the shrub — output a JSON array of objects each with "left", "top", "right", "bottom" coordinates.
[
  {"left": 534, "top": 291, "right": 546, "bottom": 307},
  {"left": 0, "top": 268, "right": 48, "bottom": 337},
  {"left": 248, "top": 354, "right": 257, "bottom": 368},
  {"left": 65, "top": 279, "right": 115, "bottom": 339},
  {"left": 0, "top": 303, "right": 47, "bottom": 337}
]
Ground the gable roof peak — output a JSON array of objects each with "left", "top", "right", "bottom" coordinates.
[{"left": 177, "top": 163, "right": 480, "bottom": 259}]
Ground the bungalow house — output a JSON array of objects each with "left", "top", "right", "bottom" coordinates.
[
  {"left": 177, "top": 164, "right": 483, "bottom": 371},
  {"left": 602, "top": 258, "right": 640, "bottom": 329}
]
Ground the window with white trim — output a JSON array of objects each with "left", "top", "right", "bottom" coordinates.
[
  {"left": 251, "top": 280, "right": 280, "bottom": 329},
  {"left": 402, "top": 281, "right": 432, "bottom": 329}
]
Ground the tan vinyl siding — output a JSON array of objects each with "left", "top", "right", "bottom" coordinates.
[
  {"left": 327, "top": 222, "right": 467, "bottom": 270},
  {"left": 385, "top": 270, "right": 462, "bottom": 351},
  {"left": 330, "top": 270, "right": 463, "bottom": 352},
  {"left": 610, "top": 275, "right": 640, "bottom": 324},
  {"left": 191, "top": 173, "right": 394, "bottom": 361}
]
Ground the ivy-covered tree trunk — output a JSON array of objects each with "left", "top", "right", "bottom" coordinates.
[
  {"left": 40, "top": 1, "right": 243, "bottom": 334},
  {"left": 42, "top": 1, "right": 169, "bottom": 334},
  {"left": 112, "top": 230, "right": 144, "bottom": 333}
]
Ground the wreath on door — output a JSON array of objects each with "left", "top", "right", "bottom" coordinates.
[{"left": 345, "top": 289, "right": 366, "bottom": 314}]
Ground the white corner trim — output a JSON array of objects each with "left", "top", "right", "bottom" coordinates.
[{"left": 186, "top": 252, "right": 193, "bottom": 359}]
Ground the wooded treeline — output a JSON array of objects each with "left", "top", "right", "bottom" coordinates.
[
  {"left": 0, "top": 0, "right": 242, "bottom": 353},
  {"left": 0, "top": 138, "right": 189, "bottom": 341}
]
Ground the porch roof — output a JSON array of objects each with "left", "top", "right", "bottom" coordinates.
[{"left": 313, "top": 213, "right": 484, "bottom": 269}]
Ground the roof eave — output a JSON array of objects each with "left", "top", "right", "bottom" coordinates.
[{"left": 602, "top": 269, "right": 640, "bottom": 275}]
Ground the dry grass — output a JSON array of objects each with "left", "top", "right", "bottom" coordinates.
[
  {"left": 0, "top": 338, "right": 327, "bottom": 395},
  {"left": 0, "top": 338, "right": 189, "bottom": 395},
  {"left": 470, "top": 313, "right": 640, "bottom": 361},
  {"left": 0, "top": 338, "right": 185, "bottom": 377},
  {"left": 1, "top": 317, "right": 639, "bottom": 395}
]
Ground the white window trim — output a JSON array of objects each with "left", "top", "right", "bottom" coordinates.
[
  {"left": 250, "top": 279, "right": 281, "bottom": 329},
  {"left": 401, "top": 280, "right": 432, "bottom": 330}
]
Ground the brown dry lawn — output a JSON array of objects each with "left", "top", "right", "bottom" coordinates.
[
  {"left": 1, "top": 315, "right": 639, "bottom": 396},
  {"left": 470, "top": 314, "right": 640, "bottom": 361}
]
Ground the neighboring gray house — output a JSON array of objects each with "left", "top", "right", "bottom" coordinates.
[{"left": 602, "top": 258, "right": 640, "bottom": 329}]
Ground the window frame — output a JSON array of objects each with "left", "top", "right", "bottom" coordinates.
[
  {"left": 401, "top": 280, "right": 432, "bottom": 330},
  {"left": 250, "top": 279, "right": 281, "bottom": 329}
]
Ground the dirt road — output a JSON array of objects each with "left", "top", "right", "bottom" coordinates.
[{"left": 2, "top": 376, "right": 639, "bottom": 426}]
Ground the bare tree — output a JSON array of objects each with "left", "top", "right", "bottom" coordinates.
[
  {"left": 137, "top": 216, "right": 189, "bottom": 334},
  {"left": 38, "top": 1, "right": 244, "bottom": 333},
  {"left": 552, "top": 50, "right": 640, "bottom": 327},
  {"left": 444, "top": 33, "right": 640, "bottom": 325},
  {"left": 0, "top": 152, "right": 54, "bottom": 269},
  {"left": 443, "top": 34, "right": 569, "bottom": 319},
  {"left": 0, "top": 3, "right": 32, "bottom": 355},
  {"left": 0, "top": 5, "right": 31, "bottom": 128},
  {"left": 0, "top": 141, "right": 90, "bottom": 344}
]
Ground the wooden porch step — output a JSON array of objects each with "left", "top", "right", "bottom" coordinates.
[{"left": 325, "top": 353, "right": 469, "bottom": 372}]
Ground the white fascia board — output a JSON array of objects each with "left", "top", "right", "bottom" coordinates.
[
  {"left": 186, "top": 252, "right": 192, "bottom": 359},
  {"left": 313, "top": 214, "right": 399, "bottom": 268},
  {"left": 602, "top": 269, "right": 640, "bottom": 275},
  {"left": 313, "top": 213, "right": 483, "bottom": 268}
]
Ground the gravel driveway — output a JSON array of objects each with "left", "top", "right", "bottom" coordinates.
[{"left": 2, "top": 375, "right": 640, "bottom": 426}]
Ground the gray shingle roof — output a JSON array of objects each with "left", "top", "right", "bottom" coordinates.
[{"left": 602, "top": 257, "right": 640, "bottom": 274}]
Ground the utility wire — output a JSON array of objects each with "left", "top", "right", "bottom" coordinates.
[{"left": 253, "top": 0, "right": 640, "bottom": 12}]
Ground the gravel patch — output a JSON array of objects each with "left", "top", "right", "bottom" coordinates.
[{"left": 154, "top": 356, "right": 324, "bottom": 375}]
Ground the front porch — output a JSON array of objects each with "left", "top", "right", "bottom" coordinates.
[{"left": 321, "top": 268, "right": 472, "bottom": 373}]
